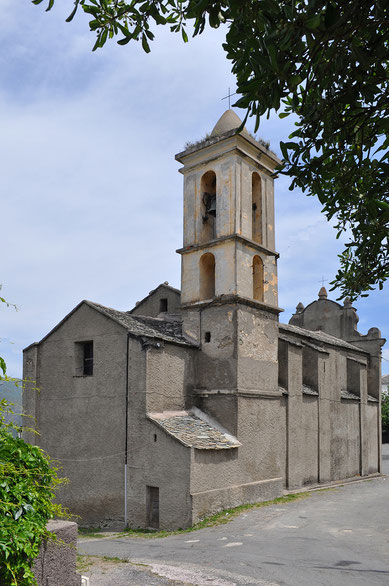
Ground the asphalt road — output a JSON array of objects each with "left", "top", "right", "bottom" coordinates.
[{"left": 78, "top": 444, "right": 389, "bottom": 585}]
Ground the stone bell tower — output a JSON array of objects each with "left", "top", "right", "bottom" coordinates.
[
  {"left": 176, "top": 111, "right": 284, "bottom": 441},
  {"left": 176, "top": 109, "right": 280, "bottom": 309}
]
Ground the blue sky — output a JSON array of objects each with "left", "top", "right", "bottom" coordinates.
[{"left": 1, "top": 1, "right": 388, "bottom": 376}]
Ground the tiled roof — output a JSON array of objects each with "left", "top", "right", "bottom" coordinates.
[
  {"left": 147, "top": 409, "right": 241, "bottom": 450},
  {"left": 303, "top": 384, "right": 319, "bottom": 396},
  {"left": 87, "top": 301, "right": 197, "bottom": 347},
  {"left": 367, "top": 394, "right": 379, "bottom": 403},
  {"left": 279, "top": 323, "right": 366, "bottom": 353},
  {"left": 341, "top": 390, "right": 360, "bottom": 401}
]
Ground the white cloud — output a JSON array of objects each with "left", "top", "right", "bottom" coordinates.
[{"left": 0, "top": 2, "right": 387, "bottom": 377}]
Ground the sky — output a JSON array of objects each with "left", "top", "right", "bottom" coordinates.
[{"left": 1, "top": 1, "right": 388, "bottom": 377}]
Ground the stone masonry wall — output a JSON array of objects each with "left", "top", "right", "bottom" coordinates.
[{"left": 33, "top": 521, "right": 81, "bottom": 586}]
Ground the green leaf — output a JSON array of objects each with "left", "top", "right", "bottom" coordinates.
[
  {"left": 141, "top": 34, "right": 151, "bottom": 53},
  {"left": 66, "top": 1, "right": 80, "bottom": 23},
  {"left": 305, "top": 14, "right": 321, "bottom": 30}
]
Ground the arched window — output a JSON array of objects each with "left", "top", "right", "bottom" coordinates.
[
  {"left": 252, "top": 172, "right": 262, "bottom": 244},
  {"left": 199, "top": 253, "right": 215, "bottom": 300},
  {"left": 253, "top": 255, "right": 264, "bottom": 302},
  {"left": 200, "top": 171, "right": 216, "bottom": 243}
]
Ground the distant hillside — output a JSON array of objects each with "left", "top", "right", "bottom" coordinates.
[{"left": 0, "top": 379, "right": 22, "bottom": 434}]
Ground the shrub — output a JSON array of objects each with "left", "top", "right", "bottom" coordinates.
[
  {"left": 382, "top": 390, "right": 389, "bottom": 435},
  {"left": 0, "top": 391, "right": 66, "bottom": 585}
]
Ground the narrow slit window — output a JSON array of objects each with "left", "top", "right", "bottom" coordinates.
[
  {"left": 83, "top": 342, "right": 93, "bottom": 376},
  {"left": 204, "top": 331, "right": 211, "bottom": 343},
  {"left": 75, "top": 341, "right": 94, "bottom": 376},
  {"left": 252, "top": 172, "right": 262, "bottom": 243}
]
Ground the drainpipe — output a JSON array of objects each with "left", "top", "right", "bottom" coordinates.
[{"left": 124, "top": 333, "right": 130, "bottom": 527}]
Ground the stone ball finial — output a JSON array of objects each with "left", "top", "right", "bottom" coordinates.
[
  {"left": 296, "top": 302, "right": 304, "bottom": 313},
  {"left": 318, "top": 286, "right": 327, "bottom": 299},
  {"left": 368, "top": 327, "right": 381, "bottom": 338},
  {"left": 164, "top": 281, "right": 169, "bottom": 285},
  {"left": 343, "top": 297, "right": 352, "bottom": 308}
]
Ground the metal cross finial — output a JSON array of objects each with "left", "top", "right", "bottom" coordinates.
[
  {"left": 222, "top": 87, "right": 237, "bottom": 109},
  {"left": 318, "top": 276, "right": 328, "bottom": 287}
]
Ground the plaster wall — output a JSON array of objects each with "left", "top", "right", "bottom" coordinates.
[
  {"left": 237, "top": 306, "right": 278, "bottom": 392},
  {"left": 23, "top": 304, "right": 127, "bottom": 525},
  {"left": 330, "top": 400, "right": 360, "bottom": 480},
  {"left": 235, "top": 242, "right": 278, "bottom": 306},
  {"left": 296, "top": 299, "right": 344, "bottom": 336},
  {"left": 366, "top": 403, "right": 379, "bottom": 474},
  {"left": 23, "top": 344, "right": 39, "bottom": 445},
  {"left": 126, "top": 338, "right": 192, "bottom": 530},
  {"left": 195, "top": 304, "right": 237, "bottom": 390},
  {"left": 300, "top": 396, "right": 319, "bottom": 485},
  {"left": 131, "top": 286, "right": 180, "bottom": 317},
  {"left": 146, "top": 343, "right": 194, "bottom": 412},
  {"left": 181, "top": 239, "right": 236, "bottom": 304},
  {"left": 282, "top": 338, "right": 379, "bottom": 488},
  {"left": 190, "top": 396, "right": 285, "bottom": 522}
]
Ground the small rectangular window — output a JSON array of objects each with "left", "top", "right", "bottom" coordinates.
[
  {"left": 204, "top": 331, "right": 211, "bottom": 343},
  {"left": 75, "top": 341, "right": 93, "bottom": 376},
  {"left": 83, "top": 342, "right": 93, "bottom": 375},
  {"left": 159, "top": 298, "right": 168, "bottom": 313}
]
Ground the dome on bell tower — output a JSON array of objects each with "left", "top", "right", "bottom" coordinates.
[{"left": 210, "top": 109, "right": 249, "bottom": 138}]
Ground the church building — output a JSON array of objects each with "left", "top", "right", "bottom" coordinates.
[{"left": 23, "top": 110, "right": 385, "bottom": 530}]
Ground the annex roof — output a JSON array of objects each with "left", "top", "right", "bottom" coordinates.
[
  {"left": 87, "top": 301, "right": 195, "bottom": 347},
  {"left": 147, "top": 408, "right": 241, "bottom": 450},
  {"left": 279, "top": 322, "right": 367, "bottom": 354},
  {"left": 129, "top": 282, "right": 180, "bottom": 314},
  {"left": 30, "top": 299, "right": 197, "bottom": 349}
]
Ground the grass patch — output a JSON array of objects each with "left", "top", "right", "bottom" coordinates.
[
  {"left": 101, "top": 555, "right": 128, "bottom": 564},
  {"left": 76, "top": 554, "right": 94, "bottom": 573},
  {"left": 121, "top": 492, "right": 309, "bottom": 539},
  {"left": 78, "top": 527, "right": 107, "bottom": 539}
]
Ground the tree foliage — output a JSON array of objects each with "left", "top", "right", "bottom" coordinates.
[
  {"left": 32, "top": 0, "right": 389, "bottom": 299},
  {"left": 0, "top": 424, "right": 66, "bottom": 585},
  {"left": 382, "top": 388, "right": 389, "bottom": 435},
  {"left": 0, "top": 293, "right": 66, "bottom": 585}
]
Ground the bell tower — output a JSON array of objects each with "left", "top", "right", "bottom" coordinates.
[
  {"left": 175, "top": 110, "right": 284, "bottom": 487},
  {"left": 176, "top": 109, "right": 281, "bottom": 312}
]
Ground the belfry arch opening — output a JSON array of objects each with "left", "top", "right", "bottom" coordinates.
[
  {"left": 199, "top": 253, "right": 215, "bottom": 300},
  {"left": 200, "top": 170, "right": 216, "bottom": 243},
  {"left": 252, "top": 172, "right": 262, "bottom": 244},
  {"left": 253, "top": 255, "right": 264, "bottom": 302}
]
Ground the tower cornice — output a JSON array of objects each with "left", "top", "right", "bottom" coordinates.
[
  {"left": 176, "top": 234, "right": 279, "bottom": 259},
  {"left": 180, "top": 293, "right": 283, "bottom": 315},
  {"left": 176, "top": 131, "right": 280, "bottom": 175}
]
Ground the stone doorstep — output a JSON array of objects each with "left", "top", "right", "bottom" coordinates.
[{"left": 285, "top": 472, "right": 385, "bottom": 495}]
